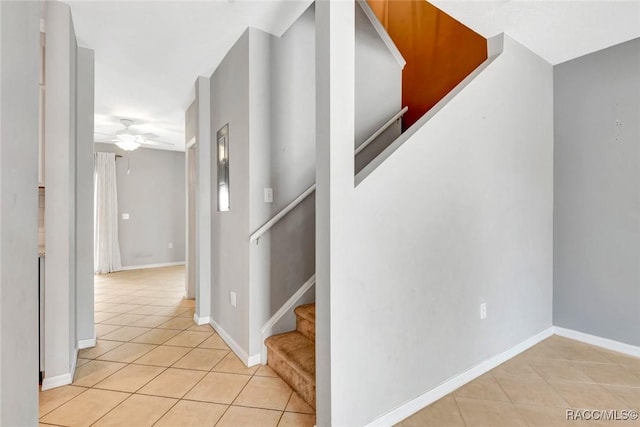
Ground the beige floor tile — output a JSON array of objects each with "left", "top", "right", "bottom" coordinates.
[
  {"left": 126, "top": 305, "right": 166, "bottom": 315},
  {"left": 285, "top": 392, "right": 315, "bottom": 414},
  {"left": 456, "top": 397, "right": 528, "bottom": 427},
  {"left": 133, "top": 345, "right": 192, "bottom": 367},
  {"left": 130, "top": 315, "right": 174, "bottom": 328},
  {"left": 172, "top": 348, "right": 229, "bottom": 371},
  {"left": 39, "top": 388, "right": 129, "bottom": 427},
  {"left": 100, "top": 326, "right": 151, "bottom": 342},
  {"left": 235, "top": 376, "right": 293, "bottom": 410},
  {"left": 256, "top": 365, "right": 280, "bottom": 378},
  {"left": 94, "top": 324, "right": 123, "bottom": 338},
  {"left": 603, "top": 385, "right": 640, "bottom": 409},
  {"left": 95, "top": 342, "right": 156, "bottom": 363},
  {"left": 184, "top": 371, "right": 251, "bottom": 404},
  {"left": 153, "top": 306, "right": 192, "bottom": 317},
  {"left": 515, "top": 403, "right": 589, "bottom": 427},
  {"left": 550, "top": 381, "right": 629, "bottom": 410},
  {"left": 154, "top": 399, "right": 227, "bottom": 427},
  {"left": 551, "top": 342, "right": 615, "bottom": 364},
  {"left": 130, "top": 328, "right": 181, "bottom": 345},
  {"left": 490, "top": 358, "right": 543, "bottom": 380},
  {"left": 188, "top": 323, "right": 215, "bottom": 333},
  {"left": 137, "top": 367, "right": 206, "bottom": 398},
  {"left": 178, "top": 307, "right": 196, "bottom": 316},
  {"left": 76, "top": 358, "right": 91, "bottom": 367},
  {"left": 530, "top": 359, "right": 595, "bottom": 383},
  {"left": 164, "top": 330, "right": 212, "bottom": 347},
  {"left": 72, "top": 360, "right": 127, "bottom": 387},
  {"left": 278, "top": 412, "right": 316, "bottom": 427},
  {"left": 215, "top": 406, "right": 282, "bottom": 427},
  {"left": 520, "top": 341, "right": 567, "bottom": 362},
  {"left": 156, "top": 317, "right": 194, "bottom": 330},
  {"left": 396, "top": 395, "right": 464, "bottom": 427},
  {"left": 212, "top": 352, "right": 259, "bottom": 375},
  {"left": 496, "top": 376, "right": 569, "bottom": 407},
  {"left": 98, "top": 303, "right": 142, "bottom": 314},
  {"left": 91, "top": 394, "right": 176, "bottom": 427},
  {"left": 93, "top": 364, "right": 165, "bottom": 392},
  {"left": 78, "top": 340, "right": 124, "bottom": 360},
  {"left": 99, "top": 313, "right": 145, "bottom": 326},
  {"left": 453, "top": 373, "right": 510, "bottom": 401},
  {"left": 577, "top": 362, "right": 640, "bottom": 387},
  {"left": 94, "top": 312, "right": 119, "bottom": 323},
  {"left": 39, "top": 385, "right": 87, "bottom": 417},
  {"left": 199, "top": 333, "right": 231, "bottom": 350}
]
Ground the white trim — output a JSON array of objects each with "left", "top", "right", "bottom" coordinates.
[
  {"left": 119, "top": 261, "right": 185, "bottom": 271},
  {"left": 77, "top": 336, "right": 96, "bottom": 349},
  {"left": 356, "top": 0, "right": 406, "bottom": 69},
  {"left": 41, "top": 347, "right": 78, "bottom": 391},
  {"left": 553, "top": 327, "right": 640, "bottom": 358},
  {"left": 261, "top": 274, "right": 315, "bottom": 336},
  {"left": 365, "top": 327, "right": 554, "bottom": 427},
  {"left": 210, "top": 318, "right": 261, "bottom": 367},
  {"left": 193, "top": 314, "right": 211, "bottom": 326},
  {"left": 41, "top": 372, "right": 72, "bottom": 391}
]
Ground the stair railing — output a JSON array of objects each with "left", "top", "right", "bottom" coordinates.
[{"left": 250, "top": 106, "right": 408, "bottom": 244}]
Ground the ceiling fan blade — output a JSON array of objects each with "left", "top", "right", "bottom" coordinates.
[
  {"left": 142, "top": 140, "right": 174, "bottom": 146},
  {"left": 140, "top": 133, "right": 159, "bottom": 139}
]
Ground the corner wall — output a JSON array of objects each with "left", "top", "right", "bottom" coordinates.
[
  {"left": 553, "top": 38, "right": 640, "bottom": 346},
  {"left": 325, "top": 35, "right": 554, "bottom": 425},
  {"left": 0, "top": 1, "right": 40, "bottom": 423}
]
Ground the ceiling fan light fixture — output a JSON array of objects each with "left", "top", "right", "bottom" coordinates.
[{"left": 115, "top": 135, "right": 142, "bottom": 151}]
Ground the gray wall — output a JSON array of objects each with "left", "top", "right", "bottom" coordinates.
[
  {"left": 553, "top": 38, "right": 640, "bottom": 346},
  {"left": 76, "top": 47, "right": 95, "bottom": 343},
  {"left": 94, "top": 144, "right": 185, "bottom": 268},
  {"left": 0, "top": 1, "right": 40, "bottom": 423},
  {"left": 318, "top": 34, "right": 554, "bottom": 425},
  {"left": 211, "top": 30, "right": 252, "bottom": 354}
]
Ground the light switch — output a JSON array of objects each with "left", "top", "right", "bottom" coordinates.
[
  {"left": 122, "top": 213, "right": 129, "bottom": 220},
  {"left": 230, "top": 291, "right": 237, "bottom": 307},
  {"left": 264, "top": 188, "right": 273, "bottom": 203}
]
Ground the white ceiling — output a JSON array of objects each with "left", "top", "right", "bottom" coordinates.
[{"left": 64, "top": 0, "right": 640, "bottom": 152}]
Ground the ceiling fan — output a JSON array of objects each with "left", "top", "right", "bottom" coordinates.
[{"left": 97, "top": 118, "right": 174, "bottom": 151}]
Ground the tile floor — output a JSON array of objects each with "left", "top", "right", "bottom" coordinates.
[
  {"left": 39, "top": 266, "right": 315, "bottom": 427},
  {"left": 397, "top": 335, "right": 640, "bottom": 426}
]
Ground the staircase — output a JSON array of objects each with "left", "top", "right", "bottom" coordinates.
[{"left": 265, "top": 303, "right": 316, "bottom": 409}]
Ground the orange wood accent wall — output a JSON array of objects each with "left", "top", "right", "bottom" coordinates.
[{"left": 367, "top": 0, "right": 487, "bottom": 129}]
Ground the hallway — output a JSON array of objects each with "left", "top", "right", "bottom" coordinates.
[{"left": 38, "top": 266, "right": 315, "bottom": 427}]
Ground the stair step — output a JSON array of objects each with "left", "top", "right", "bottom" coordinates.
[
  {"left": 294, "top": 303, "right": 315, "bottom": 341},
  {"left": 265, "top": 331, "right": 315, "bottom": 409}
]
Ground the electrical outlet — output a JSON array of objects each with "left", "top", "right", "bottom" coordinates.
[
  {"left": 121, "top": 213, "right": 129, "bottom": 220},
  {"left": 168, "top": 242, "right": 173, "bottom": 249},
  {"left": 230, "top": 291, "right": 237, "bottom": 307},
  {"left": 480, "top": 303, "right": 487, "bottom": 320}
]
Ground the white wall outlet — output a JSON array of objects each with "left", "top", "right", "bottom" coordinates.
[
  {"left": 168, "top": 242, "right": 173, "bottom": 249},
  {"left": 230, "top": 291, "right": 237, "bottom": 307},
  {"left": 480, "top": 303, "right": 487, "bottom": 320},
  {"left": 121, "top": 213, "right": 129, "bottom": 220},
  {"left": 264, "top": 188, "right": 273, "bottom": 203}
]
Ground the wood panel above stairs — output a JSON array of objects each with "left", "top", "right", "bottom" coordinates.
[{"left": 265, "top": 303, "right": 316, "bottom": 409}]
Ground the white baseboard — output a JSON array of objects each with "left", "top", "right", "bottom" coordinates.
[
  {"left": 41, "top": 347, "right": 79, "bottom": 391},
  {"left": 120, "top": 261, "right": 185, "bottom": 271},
  {"left": 554, "top": 326, "right": 640, "bottom": 358},
  {"left": 210, "top": 318, "right": 261, "bottom": 368},
  {"left": 366, "top": 327, "right": 554, "bottom": 427},
  {"left": 194, "top": 314, "right": 211, "bottom": 326},
  {"left": 78, "top": 336, "right": 96, "bottom": 349}
]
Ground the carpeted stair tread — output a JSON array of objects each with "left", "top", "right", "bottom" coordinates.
[
  {"left": 265, "top": 331, "right": 316, "bottom": 379},
  {"left": 294, "top": 304, "right": 315, "bottom": 325}
]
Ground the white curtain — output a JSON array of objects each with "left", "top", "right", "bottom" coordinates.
[{"left": 94, "top": 152, "right": 122, "bottom": 273}]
